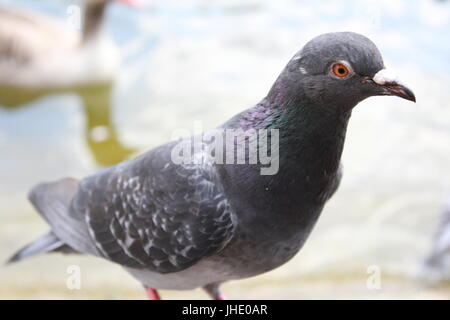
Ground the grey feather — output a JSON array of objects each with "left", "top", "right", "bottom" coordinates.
[
  {"left": 73, "top": 140, "right": 235, "bottom": 273},
  {"left": 27, "top": 178, "right": 100, "bottom": 256},
  {"left": 6, "top": 232, "right": 74, "bottom": 264}
]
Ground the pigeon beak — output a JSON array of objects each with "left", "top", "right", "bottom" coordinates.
[{"left": 370, "top": 69, "right": 416, "bottom": 102}]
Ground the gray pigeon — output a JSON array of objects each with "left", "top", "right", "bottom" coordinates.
[
  {"left": 7, "top": 32, "right": 415, "bottom": 299},
  {"left": 420, "top": 198, "right": 450, "bottom": 284}
]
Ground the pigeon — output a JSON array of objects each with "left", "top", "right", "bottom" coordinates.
[
  {"left": 420, "top": 197, "right": 450, "bottom": 284},
  {"left": 7, "top": 32, "right": 416, "bottom": 299}
]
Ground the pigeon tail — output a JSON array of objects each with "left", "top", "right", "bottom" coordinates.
[
  {"left": 9, "top": 178, "right": 99, "bottom": 262},
  {"left": 6, "top": 231, "right": 75, "bottom": 264}
]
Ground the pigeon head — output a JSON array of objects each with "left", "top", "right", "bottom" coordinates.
[{"left": 270, "top": 32, "right": 415, "bottom": 111}]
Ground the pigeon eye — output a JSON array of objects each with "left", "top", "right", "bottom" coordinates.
[{"left": 330, "top": 62, "right": 352, "bottom": 79}]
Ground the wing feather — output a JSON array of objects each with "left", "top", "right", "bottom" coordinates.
[{"left": 71, "top": 142, "right": 235, "bottom": 273}]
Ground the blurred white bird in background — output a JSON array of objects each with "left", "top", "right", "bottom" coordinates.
[
  {"left": 0, "top": 0, "right": 139, "bottom": 166},
  {"left": 0, "top": 0, "right": 138, "bottom": 95}
]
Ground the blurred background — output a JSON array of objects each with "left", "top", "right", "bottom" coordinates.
[{"left": 1, "top": 0, "right": 450, "bottom": 299}]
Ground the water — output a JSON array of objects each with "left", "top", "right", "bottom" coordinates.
[{"left": 0, "top": 0, "right": 449, "bottom": 299}]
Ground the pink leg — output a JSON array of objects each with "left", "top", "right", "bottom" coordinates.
[
  {"left": 215, "top": 293, "right": 228, "bottom": 300},
  {"left": 145, "top": 287, "right": 161, "bottom": 300},
  {"left": 203, "top": 283, "right": 227, "bottom": 300}
]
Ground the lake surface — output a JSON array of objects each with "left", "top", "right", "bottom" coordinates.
[{"left": 0, "top": 0, "right": 449, "bottom": 299}]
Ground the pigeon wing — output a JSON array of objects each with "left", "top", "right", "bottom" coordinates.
[{"left": 70, "top": 143, "right": 235, "bottom": 273}]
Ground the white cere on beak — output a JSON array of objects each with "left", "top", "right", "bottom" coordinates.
[{"left": 372, "top": 69, "right": 400, "bottom": 85}]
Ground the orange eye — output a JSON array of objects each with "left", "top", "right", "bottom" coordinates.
[{"left": 332, "top": 63, "right": 350, "bottom": 78}]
